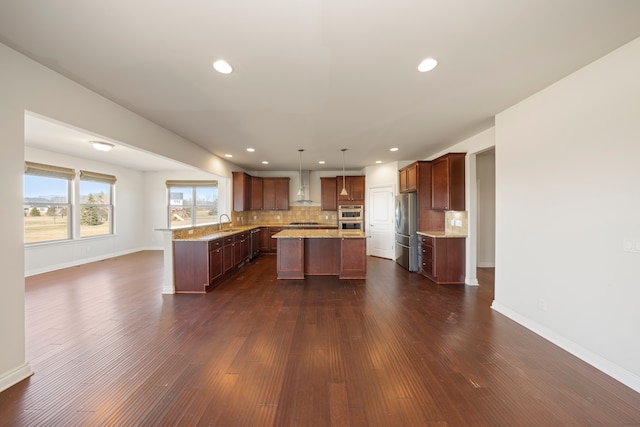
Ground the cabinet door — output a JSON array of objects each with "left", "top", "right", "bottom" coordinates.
[
  {"left": 406, "top": 164, "right": 418, "bottom": 192},
  {"left": 223, "top": 237, "right": 234, "bottom": 273},
  {"left": 431, "top": 153, "right": 465, "bottom": 211},
  {"left": 399, "top": 168, "right": 408, "bottom": 193},
  {"left": 339, "top": 238, "right": 366, "bottom": 279},
  {"left": 263, "top": 178, "right": 290, "bottom": 210},
  {"left": 269, "top": 227, "right": 282, "bottom": 251},
  {"left": 250, "top": 176, "right": 263, "bottom": 210},
  {"left": 209, "top": 247, "right": 223, "bottom": 283},
  {"left": 232, "top": 172, "right": 251, "bottom": 212},
  {"left": 320, "top": 177, "right": 337, "bottom": 211},
  {"left": 337, "top": 176, "right": 365, "bottom": 204},
  {"left": 348, "top": 176, "right": 365, "bottom": 203},
  {"left": 259, "top": 227, "right": 270, "bottom": 251}
]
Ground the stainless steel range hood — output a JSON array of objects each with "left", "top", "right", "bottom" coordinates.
[{"left": 294, "top": 170, "right": 314, "bottom": 204}]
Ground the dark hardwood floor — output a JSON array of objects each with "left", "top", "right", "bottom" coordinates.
[{"left": 2, "top": 251, "right": 640, "bottom": 426}]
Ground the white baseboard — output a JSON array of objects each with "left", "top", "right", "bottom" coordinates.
[
  {"left": 25, "top": 247, "right": 163, "bottom": 277},
  {"left": 0, "top": 363, "right": 33, "bottom": 393},
  {"left": 491, "top": 301, "right": 640, "bottom": 394}
]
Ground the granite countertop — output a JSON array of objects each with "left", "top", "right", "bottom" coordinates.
[
  {"left": 417, "top": 230, "right": 468, "bottom": 238},
  {"left": 173, "top": 223, "right": 340, "bottom": 241},
  {"left": 272, "top": 229, "right": 367, "bottom": 239}
]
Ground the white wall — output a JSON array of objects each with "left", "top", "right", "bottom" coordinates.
[
  {"left": 0, "top": 41, "right": 235, "bottom": 392},
  {"left": 493, "top": 36, "right": 640, "bottom": 391},
  {"left": 25, "top": 147, "right": 146, "bottom": 276},
  {"left": 476, "top": 149, "right": 495, "bottom": 267}
]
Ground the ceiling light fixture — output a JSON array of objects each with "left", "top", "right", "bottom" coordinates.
[
  {"left": 246, "top": 148, "right": 255, "bottom": 152},
  {"left": 340, "top": 148, "right": 348, "bottom": 196},
  {"left": 318, "top": 160, "right": 325, "bottom": 164},
  {"left": 418, "top": 57, "right": 438, "bottom": 73},
  {"left": 224, "top": 154, "right": 233, "bottom": 158},
  {"left": 390, "top": 147, "right": 399, "bottom": 152},
  {"left": 91, "top": 141, "right": 114, "bottom": 152},
  {"left": 262, "top": 160, "right": 269, "bottom": 164},
  {"left": 213, "top": 60, "right": 233, "bottom": 74},
  {"left": 297, "top": 149, "right": 305, "bottom": 197}
]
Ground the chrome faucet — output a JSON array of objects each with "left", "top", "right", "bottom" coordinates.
[{"left": 218, "top": 213, "right": 231, "bottom": 230}]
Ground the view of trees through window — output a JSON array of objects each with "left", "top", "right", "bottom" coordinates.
[{"left": 24, "top": 163, "right": 115, "bottom": 244}]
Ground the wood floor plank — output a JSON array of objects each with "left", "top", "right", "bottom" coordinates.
[{"left": 0, "top": 251, "right": 639, "bottom": 426}]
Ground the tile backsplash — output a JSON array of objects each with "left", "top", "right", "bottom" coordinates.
[
  {"left": 234, "top": 206, "right": 338, "bottom": 226},
  {"left": 444, "top": 211, "right": 468, "bottom": 235}
]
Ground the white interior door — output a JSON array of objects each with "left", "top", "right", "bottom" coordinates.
[{"left": 368, "top": 185, "right": 394, "bottom": 259}]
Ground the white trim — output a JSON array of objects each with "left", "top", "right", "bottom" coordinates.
[
  {"left": 491, "top": 302, "right": 640, "bottom": 394},
  {"left": 0, "top": 363, "right": 33, "bottom": 393}
]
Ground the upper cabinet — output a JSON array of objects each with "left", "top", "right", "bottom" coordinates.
[
  {"left": 337, "top": 176, "right": 365, "bottom": 205},
  {"left": 399, "top": 162, "right": 419, "bottom": 193},
  {"left": 320, "top": 177, "right": 338, "bottom": 211},
  {"left": 263, "top": 177, "right": 290, "bottom": 210},
  {"left": 233, "top": 172, "right": 251, "bottom": 212},
  {"left": 250, "top": 176, "right": 263, "bottom": 210},
  {"left": 233, "top": 173, "right": 289, "bottom": 211},
  {"left": 431, "top": 153, "right": 465, "bottom": 211}
]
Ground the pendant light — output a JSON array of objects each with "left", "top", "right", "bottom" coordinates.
[
  {"left": 340, "top": 148, "right": 348, "bottom": 196},
  {"left": 297, "top": 149, "right": 305, "bottom": 197}
]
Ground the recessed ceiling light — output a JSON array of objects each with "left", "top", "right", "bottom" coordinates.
[
  {"left": 90, "top": 141, "right": 114, "bottom": 152},
  {"left": 213, "top": 60, "right": 233, "bottom": 74},
  {"left": 262, "top": 161, "right": 269, "bottom": 164},
  {"left": 376, "top": 160, "right": 382, "bottom": 164},
  {"left": 318, "top": 160, "right": 325, "bottom": 164},
  {"left": 390, "top": 147, "right": 399, "bottom": 152},
  {"left": 246, "top": 148, "right": 255, "bottom": 152},
  {"left": 418, "top": 58, "right": 438, "bottom": 72},
  {"left": 224, "top": 154, "right": 233, "bottom": 158}
]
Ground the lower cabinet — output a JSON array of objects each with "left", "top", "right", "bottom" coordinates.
[
  {"left": 418, "top": 235, "right": 465, "bottom": 284},
  {"left": 174, "top": 229, "right": 258, "bottom": 293}
]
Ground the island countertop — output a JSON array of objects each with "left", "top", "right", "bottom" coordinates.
[{"left": 272, "top": 229, "right": 367, "bottom": 239}]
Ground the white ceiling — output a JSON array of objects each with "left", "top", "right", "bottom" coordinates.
[{"left": 3, "top": 1, "right": 640, "bottom": 172}]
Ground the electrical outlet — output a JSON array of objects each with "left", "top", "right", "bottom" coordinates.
[
  {"left": 450, "top": 219, "right": 455, "bottom": 226},
  {"left": 188, "top": 229, "right": 194, "bottom": 235},
  {"left": 455, "top": 220, "right": 462, "bottom": 227}
]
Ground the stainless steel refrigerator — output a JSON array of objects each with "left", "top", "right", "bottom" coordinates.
[{"left": 395, "top": 193, "right": 418, "bottom": 271}]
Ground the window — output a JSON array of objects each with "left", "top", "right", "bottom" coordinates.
[
  {"left": 79, "top": 170, "right": 116, "bottom": 237},
  {"left": 167, "top": 180, "right": 218, "bottom": 228},
  {"left": 24, "top": 162, "right": 74, "bottom": 243}
]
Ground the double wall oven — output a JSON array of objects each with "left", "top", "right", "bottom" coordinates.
[{"left": 338, "top": 205, "right": 364, "bottom": 230}]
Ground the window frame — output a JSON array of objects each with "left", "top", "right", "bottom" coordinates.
[
  {"left": 24, "top": 162, "right": 75, "bottom": 244},
  {"left": 167, "top": 180, "right": 219, "bottom": 228},
  {"left": 79, "top": 170, "right": 116, "bottom": 238}
]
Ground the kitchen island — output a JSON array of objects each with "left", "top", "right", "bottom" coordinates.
[{"left": 272, "top": 229, "right": 367, "bottom": 280}]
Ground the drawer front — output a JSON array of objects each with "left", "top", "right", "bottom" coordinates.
[
  {"left": 421, "top": 259, "right": 433, "bottom": 276},
  {"left": 419, "top": 244, "right": 433, "bottom": 261},
  {"left": 419, "top": 235, "right": 434, "bottom": 246},
  {"left": 209, "top": 239, "right": 222, "bottom": 250},
  {"left": 223, "top": 236, "right": 234, "bottom": 246}
]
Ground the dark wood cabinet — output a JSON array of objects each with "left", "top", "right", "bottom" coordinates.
[
  {"left": 276, "top": 238, "right": 305, "bottom": 279},
  {"left": 234, "top": 232, "right": 250, "bottom": 267},
  {"left": 399, "top": 163, "right": 418, "bottom": 193},
  {"left": 418, "top": 234, "right": 465, "bottom": 284},
  {"left": 250, "top": 176, "right": 263, "bottom": 210},
  {"left": 232, "top": 172, "right": 251, "bottom": 212},
  {"left": 268, "top": 227, "right": 283, "bottom": 252},
  {"left": 209, "top": 243, "right": 223, "bottom": 284},
  {"left": 339, "top": 238, "right": 367, "bottom": 279},
  {"left": 337, "top": 175, "right": 365, "bottom": 205},
  {"left": 320, "top": 177, "right": 338, "bottom": 211},
  {"left": 431, "top": 153, "right": 465, "bottom": 211},
  {"left": 174, "top": 238, "right": 227, "bottom": 293},
  {"left": 263, "top": 178, "right": 290, "bottom": 210},
  {"left": 223, "top": 236, "right": 234, "bottom": 274}
]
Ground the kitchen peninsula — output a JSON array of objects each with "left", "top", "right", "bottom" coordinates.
[{"left": 272, "top": 229, "right": 367, "bottom": 280}]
